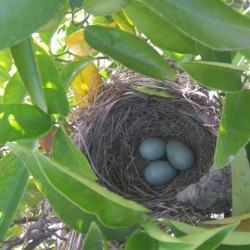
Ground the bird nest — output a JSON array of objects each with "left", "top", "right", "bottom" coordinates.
[{"left": 74, "top": 70, "right": 231, "bottom": 223}]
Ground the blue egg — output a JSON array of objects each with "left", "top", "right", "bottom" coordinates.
[
  {"left": 166, "top": 139, "right": 195, "bottom": 171},
  {"left": 144, "top": 160, "right": 177, "bottom": 186},
  {"left": 139, "top": 137, "right": 166, "bottom": 161}
]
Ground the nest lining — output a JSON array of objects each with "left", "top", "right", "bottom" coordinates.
[{"left": 74, "top": 71, "right": 223, "bottom": 221}]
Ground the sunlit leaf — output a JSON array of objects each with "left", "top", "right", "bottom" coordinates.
[
  {"left": 0, "top": 104, "right": 52, "bottom": 144},
  {"left": 83, "top": 0, "right": 131, "bottom": 16},
  {"left": 0, "top": 0, "right": 68, "bottom": 49},
  {"left": 84, "top": 25, "right": 176, "bottom": 80},
  {"left": 142, "top": 0, "right": 250, "bottom": 50},
  {"left": 3, "top": 72, "right": 26, "bottom": 104},
  {"left": 112, "top": 11, "right": 135, "bottom": 34},
  {"left": 125, "top": 2, "right": 197, "bottom": 54},
  {"left": 214, "top": 90, "right": 250, "bottom": 167},
  {"left": 0, "top": 153, "right": 29, "bottom": 240},
  {"left": 52, "top": 127, "right": 97, "bottom": 180},
  {"left": 179, "top": 62, "right": 244, "bottom": 92},
  {"left": 10, "top": 38, "right": 47, "bottom": 112},
  {"left": 36, "top": 53, "right": 69, "bottom": 115}
]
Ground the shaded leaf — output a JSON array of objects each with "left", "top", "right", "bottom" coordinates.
[
  {"left": 60, "top": 58, "right": 94, "bottom": 89},
  {"left": 3, "top": 72, "right": 26, "bottom": 104},
  {"left": 82, "top": 0, "right": 131, "bottom": 16},
  {"left": 125, "top": 2, "right": 196, "bottom": 54},
  {"left": 10, "top": 38, "right": 47, "bottom": 112},
  {"left": 82, "top": 222, "right": 108, "bottom": 250},
  {"left": 0, "top": 153, "right": 29, "bottom": 240},
  {"left": 52, "top": 127, "right": 97, "bottom": 180},
  {"left": 84, "top": 25, "right": 176, "bottom": 80},
  {"left": 0, "top": 104, "right": 52, "bottom": 144},
  {"left": 0, "top": 0, "right": 68, "bottom": 50},
  {"left": 7, "top": 143, "right": 148, "bottom": 229},
  {"left": 125, "top": 231, "right": 157, "bottom": 250},
  {"left": 36, "top": 53, "right": 69, "bottom": 115},
  {"left": 142, "top": 0, "right": 250, "bottom": 50},
  {"left": 232, "top": 148, "right": 250, "bottom": 216},
  {"left": 179, "top": 62, "right": 244, "bottom": 92},
  {"left": 214, "top": 90, "right": 250, "bottom": 167}
]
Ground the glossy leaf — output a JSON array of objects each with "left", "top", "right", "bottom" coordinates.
[
  {"left": 3, "top": 72, "right": 26, "bottom": 104},
  {"left": 84, "top": 25, "right": 176, "bottom": 80},
  {"left": 179, "top": 62, "right": 244, "bottom": 92},
  {"left": 125, "top": 2, "right": 196, "bottom": 54},
  {"left": 112, "top": 11, "right": 135, "bottom": 34},
  {"left": 82, "top": 0, "right": 131, "bottom": 16},
  {"left": 214, "top": 90, "right": 250, "bottom": 167},
  {"left": 60, "top": 58, "right": 94, "bottom": 89},
  {"left": 7, "top": 143, "right": 148, "bottom": 228},
  {"left": 0, "top": 0, "right": 67, "bottom": 50},
  {"left": 180, "top": 223, "right": 238, "bottom": 250},
  {"left": 52, "top": 127, "right": 97, "bottom": 180},
  {"left": 125, "top": 231, "right": 157, "bottom": 250},
  {"left": 0, "top": 153, "right": 29, "bottom": 240},
  {"left": 0, "top": 104, "right": 52, "bottom": 144},
  {"left": 10, "top": 38, "right": 47, "bottom": 112},
  {"left": 36, "top": 54, "right": 69, "bottom": 115},
  {"left": 232, "top": 148, "right": 250, "bottom": 216},
  {"left": 142, "top": 0, "right": 250, "bottom": 50},
  {"left": 82, "top": 222, "right": 107, "bottom": 250}
]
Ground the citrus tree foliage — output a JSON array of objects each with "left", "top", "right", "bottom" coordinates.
[{"left": 1, "top": 0, "right": 250, "bottom": 249}]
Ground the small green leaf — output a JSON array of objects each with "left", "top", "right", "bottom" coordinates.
[
  {"left": 84, "top": 25, "right": 176, "bottom": 80},
  {"left": 0, "top": 65, "right": 10, "bottom": 83},
  {"left": 0, "top": 104, "right": 52, "bottom": 144},
  {"left": 125, "top": 231, "right": 157, "bottom": 250},
  {"left": 10, "top": 38, "right": 47, "bottom": 112},
  {"left": 232, "top": 148, "right": 250, "bottom": 216},
  {"left": 60, "top": 58, "right": 94, "bottom": 89},
  {"left": 0, "top": 49, "right": 12, "bottom": 72},
  {"left": 3, "top": 72, "right": 26, "bottom": 104},
  {"left": 214, "top": 90, "right": 250, "bottom": 167},
  {"left": 179, "top": 62, "right": 244, "bottom": 92},
  {"left": 142, "top": 0, "right": 250, "bottom": 50},
  {"left": 70, "top": 0, "right": 84, "bottom": 10},
  {"left": 83, "top": 0, "right": 131, "bottom": 16},
  {"left": 0, "top": 153, "right": 29, "bottom": 240},
  {"left": 82, "top": 222, "right": 107, "bottom": 250},
  {"left": 7, "top": 143, "right": 148, "bottom": 229},
  {"left": 36, "top": 54, "right": 69, "bottom": 115},
  {"left": 52, "top": 127, "right": 97, "bottom": 180},
  {"left": 180, "top": 223, "right": 238, "bottom": 250},
  {"left": 125, "top": 2, "right": 197, "bottom": 54},
  {"left": 0, "top": 0, "right": 68, "bottom": 50}
]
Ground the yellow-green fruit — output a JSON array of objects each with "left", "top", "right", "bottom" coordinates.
[
  {"left": 166, "top": 139, "right": 195, "bottom": 170},
  {"left": 144, "top": 160, "right": 177, "bottom": 186},
  {"left": 139, "top": 137, "right": 166, "bottom": 161}
]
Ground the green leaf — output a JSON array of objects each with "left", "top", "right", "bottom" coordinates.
[
  {"left": 0, "top": 104, "right": 52, "bottom": 144},
  {"left": 0, "top": 49, "right": 12, "bottom": 72},
  {"left": 180, "top": 223, "right": 238, "bottom": 250},
  {"left": 0, "top": 153, "right": 29, "bottom": 240},
  {"left": 0, "top": 65, "right": 10, "bottom": 83},
  {"left": 142, "top": 218, "right": 192, "bottom": 250},
  {"left": 7, "top": 143, "right": 148, "bottom": 229},
  {"left": 60, "top": 58, "right": 94, "bottom": 89},
  {"left": 0, "top": 0, "right": 67, "bottom": 50},
  {"left": 125, "top": 2, "right": 197, "bottom": 54},
  {"left": 84, "top": 25, "right": 176, "bottom": 80},
  {"left": 232, "top": 148, "right": 250, "bottom": 216},
  {"left": 179, "top": 62, "right": 244, "bottom": 92},
  {"left": 70, "top": 0, "right": 84, "bottom": 10},
  {"left": 196, "top": 43, "right": 232, "bottom": 63},
  {"left": 52, "top": 127, "right": 97, "bottom": 180},
  {"left": 36, "top": 54, "right": 69, "bottom": 115},
  {"left": 82, "top": 222, "right": 108, "bottom": 250},
  {"left": 3, "top": 72, "right": 26, "bottom": 104},
  {"left": 125, "top": 231, "right": 157, "bottom": 250},
  {"left": 82, "top": 0, "right": 131, "bottom": 16},
  {"left": 142, "top": 0, "right": 250, "bottom": 51},
  {"left": 214, "top": 90, "right": 250, "bottom": 167},
  {"left": 10, "top": 38, "right": 47, "bottom": 112}
]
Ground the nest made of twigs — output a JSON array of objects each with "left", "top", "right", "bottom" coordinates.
[{"left": 74, "top": 70, "right": 226, "bottom": 222}]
